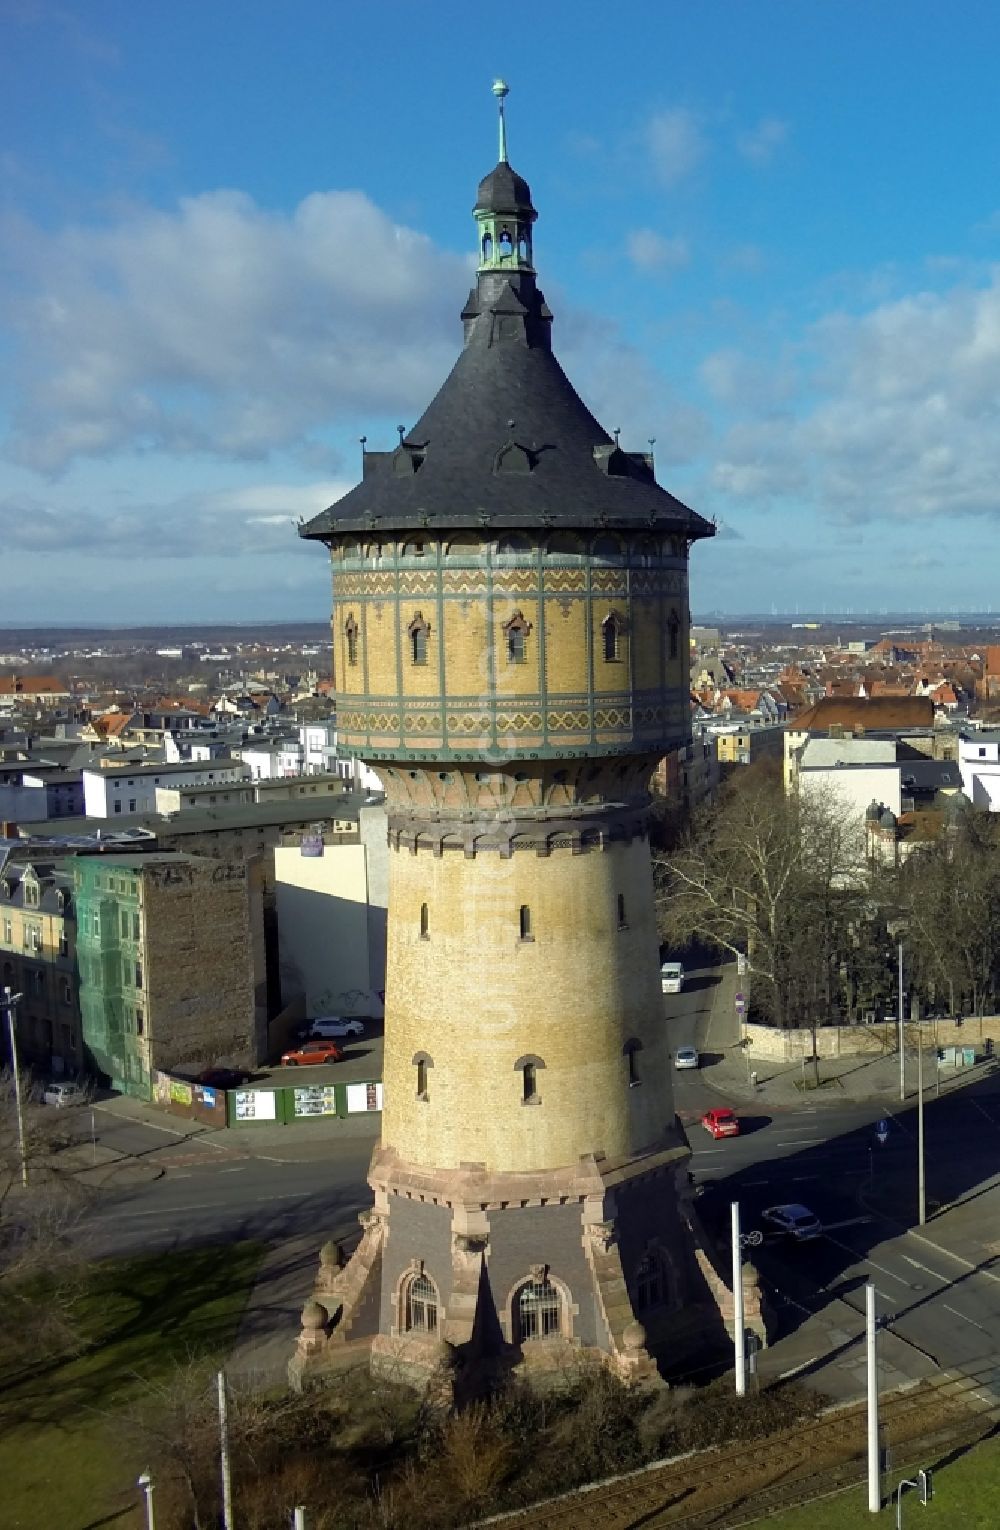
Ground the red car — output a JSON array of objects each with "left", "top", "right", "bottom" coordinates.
[
  {"left": 702, "top": 1107, "right": 740, "bottom": 1139},
  {"left": 280, "top": 1040, "right": 344, "bottom": 1067}
]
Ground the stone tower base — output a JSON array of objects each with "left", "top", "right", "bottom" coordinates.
[{"left": 290, "top": 1133, "right": 744, "bottom": 1398}]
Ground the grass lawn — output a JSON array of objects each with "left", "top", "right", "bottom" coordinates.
[
  {"left": 0, "top": 1241, "right": 263, "bottom": 1530},
  {"left": 752, "top": 1435, "right": 1000, "bottom": 1528}
]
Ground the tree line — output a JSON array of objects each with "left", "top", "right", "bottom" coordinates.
[{"left": 655, "top": 764, "right": 1000, "bottom": 1029}]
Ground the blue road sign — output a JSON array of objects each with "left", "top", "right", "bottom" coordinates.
[
  {"left": 735, "top": 991, "right": 747, "bottom": 1014},
  {"left": 876, "top": 1118, "right": 889, "bottom": 1145}
]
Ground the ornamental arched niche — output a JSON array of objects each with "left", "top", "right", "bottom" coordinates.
[
  {"left": 601, "top": 610, "right": 626, "bottom": 663},
  {"left": 502, "top": 609, "right": 532, "bottom": 664},
  {"left": 408, "top": 611, "right": 430, "bottom": 666},
  {"left": 344, "top": 613, "right": 359, "bottom": 667}
]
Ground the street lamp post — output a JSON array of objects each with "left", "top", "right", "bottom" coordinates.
[
  {"left": 917, "top": 1029, "right": 926, "bottom": 1226},
  {"left": 866, "top": 1282, "right": 880, "bottom": 1513},
  {"left": 137, "top": 1470, "right": 156, "bottom": 1530},
  {"left": 2, "top": 986, "right": 28, "bottom": 1188},
  {"left": 898, "top": 941, "right": 905, "bottom": 1102},
  {"left": 731, "top": 1200, "right": 746, "bottom": 1398}
]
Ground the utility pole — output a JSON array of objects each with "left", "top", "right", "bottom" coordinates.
[
  {"left": 917, "top": 1033, "right": 926, "bottom": 1226},
  {"left": 898, "top": 942, "right": 905, "bottom": 1102},
  {"left": 137, "top": 1470, "right": 156, "bottom": 1530},
  {"left": 293, "top": 1509, "right": 307, "bottom": 1530},
  {"left": 731, "top": 1200, "right": 746, "bottom": 1398},
  {"left": 867, "top": 1282, "right": 880, "bottom": 1513},
  {"left": 3, "top": 987, "right": 28, "bottom": 1188},
  {"left": 218, "top": 1369, "right": 234, "bottom": 1530}
]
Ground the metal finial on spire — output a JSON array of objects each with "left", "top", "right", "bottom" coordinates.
[
  {"left": 492, "top": 79, "right": 510, "bottom": 163},
  {"left": 613, "top": 427, "right": 621, "bottom": 447},
  {"left": 397, "top": 425, "right": 406, "bottom": 445}
]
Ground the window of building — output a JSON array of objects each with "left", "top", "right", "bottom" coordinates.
[
  {"left": 402, "top": 538, "right": 427, "bottom": 558},
  {"left": 133, "top": 911, "right": 141, "bottom": 941},
  {"left": 62, "top": 979, "right": 72, "bottom": 1005},
  {"left": 602, "top": 612, "right": 622, "bottom": 663},
  {"left": 668, "top": 610, "right": 680, "bottom": 661},
  {"left": 23, "top": 881, "right": 39, "bottom": 909},
  {"left": 120, "top": 909, "right": 129, "bottom": 939},
  {"left": 404, "top": 1271, "right": 438, "bottom": 1333},
  {"left": 617, "top": 893, "right": 627, "bottom": 929},
  {"left": 516, "top": 1277, "right": 562, "bottom": 1341},
  {"left": 518, "top": 904, "right": 532, "bottom": 941},
  {"left": 634, "top": 1250, "right": 664, "bottom": 1312},
  {"left": 92, "top": 910, "right": 100, "bottom": 936},
  {"left": 2, "top": 918, "right": 10, "bottom": 944},
  {"left": 503, "top": 610, "right": 531, "bottom": 664},
  {"left": 28, "top": 925, "right": 42, "bottom": 953},
  {"left": 408, "top": 613, "right": 430, "bottom": 666},
  {"left": 58, "top": 932, "right": 69, "bottom": 958},
  {"left": 413, "top": 1051, "right": 432, "bottom": 1100},
  {"left": 419, "top": 902, "right": 429, "bottom": 939},
  {"left": 345, "top": 614, "right": 359, "bottom": 667},
  {"left": 135, "top": 960, "right": 143, "bottom": 990},
  {"left": 135, "top": 1005, "right": 144, "bottom": 1037},
  {"left": 515, "top": 1053, "right": 544, "bottom": 1103},
  {"left": 33, "top": 969, "right": 45, "bottom": 995},
  {"left": 129, "top": 799, "right": 137, "bottom": 813},
  {"left": 624, "top": 1037, "right": 642, "bottom": 1087}
]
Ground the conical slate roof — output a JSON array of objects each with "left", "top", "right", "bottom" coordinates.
[{"left": 301, "top": 169, "right": 714, "bottom": 543}]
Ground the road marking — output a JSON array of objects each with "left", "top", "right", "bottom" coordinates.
[
  {"left": 775, "top": 1137, "right": 826, "bottom": 1146},
  {"left": 824, "top": 1234, "right": 912, "bottom": 1286},
  {"left": 92, "top": 1105, "right": 193, "bottom": 1138},
  {"left": 744, "top": 1179, "right": 771, "bottom": 1187},
  {"left": 791, "top": 1109, "right": 818, "bottom": 1115},
  {"left": 219, "top": 1167, "right": 247, "bottom": 1174},
  {"left": 778, "top": 1357, "right": 820, "bottom": 1379},
  {"left": 691, "top": 1148, "right": 725, "bottom": 1156},
  {"left": 970, "top": 1098, "right": 1000, "bottom": 1129},
  {"left": 909, "top": 1233, "right": 1000, "bottom": 1286},
  {"left": 822, "top": 1216, "right": 873, "bottom": 1232},
  {"left": 942, "top": 1304, "right": 990, "bottom": 1334},
  {"left": 901, "top": 1254, "right": 950, "bottom": 1282},
  {"left": 792, "top": 1175, "right": 818, "bottom": 1182}
]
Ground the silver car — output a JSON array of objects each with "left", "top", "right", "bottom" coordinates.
[
  {"left": 761, "top": 1203, "right": 822, "bottom": 1241},
  {"left": 42, "top": 1080, "right": 88, "bottom": 1108},
  {"left": 674, "top": 1046, "right": 700, "bottom": 1071}
]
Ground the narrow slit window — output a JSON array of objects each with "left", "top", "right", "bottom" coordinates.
[
  {"left": 617, "top": 893, "right": 627, "bottom": 929},
  {"left": 626, "top": 1041, "right": 641, "bottom": 1086},
  {"left": 602, "top": 613, "right": 622, "bottom": 663},
  {"left": 522, "top": 1061, "right": 537, "bottom": 1102},
  {"left": 519, "top": 904, "right": 532, "bottom": 941},
  {"left": 419, "top": 902, "right": 429, "bottom": 939},
  {"left": 668, "top": 610, "right": 680, "bottom": 661},
  {"left": 416, "top": 1057, "right": 427, "bottom": 1098},
  {"left": 345, "top": 615, "right": 359, "bottom": 666},
  {"left": 409, "top": 613, "right": 430, "bottom": 666}
]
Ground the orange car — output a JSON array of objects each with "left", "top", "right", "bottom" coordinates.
[
  {"left": 702, "top": 1107, "right": 740, "bottom": 1139},
  {"left": 280, "top": 1040, "right": 344, "bottom": 1067}
]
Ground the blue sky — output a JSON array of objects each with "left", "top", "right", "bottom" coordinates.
[{"left": 4, "top": 0, "right": 1000, "bottom": 623}]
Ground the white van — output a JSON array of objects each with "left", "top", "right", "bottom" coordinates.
[
  {"left": 307, "top": 1015, "right": 365, "bottom": 1039},
  {"left": 660, "top": 962, "right": 685, "bottom": 994}
]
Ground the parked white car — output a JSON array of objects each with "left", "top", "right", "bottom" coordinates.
[
  {"left": 661, "top": 961, "right": 685, "bottom": 994},
  {"left": 307, "top": 1016, "right": 365, "bottom": 1039},
  {"left": 673, "top": 1046, "right": 700, "bottom": 1071},
  {"left": 42, "top": 1080, "right": 88, "bottom": 1108}
]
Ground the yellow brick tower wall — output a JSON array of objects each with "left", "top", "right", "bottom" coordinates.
[{"left": 381, "top": 832, "right": 671, "bottom": 1173}]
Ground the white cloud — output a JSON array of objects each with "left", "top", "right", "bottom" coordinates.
[
  {"left": 708, "top": 268, "right": 1000, "bottom": 523},
  {"left": 625, "top": 228, "right": 690, "bottom": 273},
  {"left": 0, "top": 477, "right": 350, "bottom": 557},
  {"left": 736, "top": 117, "right": 789, "bottom": 166},
  {"left": 0, "top": 190, "right": 470, "bottom": 473},
  {"left": 644, "top": 108, "right": 706, "bottom": 187}
]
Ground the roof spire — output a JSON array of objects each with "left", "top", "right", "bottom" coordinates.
[{"left": 492, "top": 78, "right": 510, "bottom": 163}]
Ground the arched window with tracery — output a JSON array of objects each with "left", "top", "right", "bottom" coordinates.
[
  {"left": 516, "top": 1275, "right": 562, "bottom": 1341},
  {"left": 633, "top": 1249, "right": 665, "bottom": 1313},
  {"left": 408, "top": 612, "right": 430, "bottom": 666},
  {"left": 345, "top": 614, "right": 359, "bottom": 667},
  {"left": 404, "top": 1271, "right": 439, "bottom": 1334}
]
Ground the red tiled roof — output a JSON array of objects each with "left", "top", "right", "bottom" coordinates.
[
  {"left": 0, "top": 675, "right": 69, "bottom": 695},
  {"left": 789, "top": 696, "right": 935, "bottom": 732}
]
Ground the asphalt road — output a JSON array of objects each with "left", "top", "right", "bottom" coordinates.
[
  {"left": 40, "top": 963, "right": 1000, "bottom": 1405},
  {"left": 667, "top": 966, "right": 1000, "bottom": 1398}
]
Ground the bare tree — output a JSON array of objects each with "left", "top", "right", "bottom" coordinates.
[{"left": 656, "top": 772, "right": 876, "bottom": 1077}]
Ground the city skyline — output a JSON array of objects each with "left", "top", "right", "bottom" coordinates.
[{"left": 5, "top": 2, "right": 1000, "bottom": 621}]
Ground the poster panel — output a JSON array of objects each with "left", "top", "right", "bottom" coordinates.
[
  {"left": 234, "top": 1089, "right": 277, "bottom": 1122},
  {"left": 346, "top": 1081, "right": 383, "bottom": 1113}
]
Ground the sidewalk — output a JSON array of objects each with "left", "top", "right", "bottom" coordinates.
[
  {"left": 697, "top": 964, "right": 997, "bottom": 1108},
  {"left": 93, "top": 1089, "right": 383, "bottom": 1160}
]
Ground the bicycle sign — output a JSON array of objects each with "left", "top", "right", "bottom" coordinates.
[
  {"left": 739, "top": 1230, "right": 763, "bottom": 1248},
  {"left": 876, "top": 1118, "right": 889, "bottom": 1146}
]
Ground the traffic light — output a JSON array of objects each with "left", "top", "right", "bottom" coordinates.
[{"left": 918, "top": 1468, "right": 933, "bottom": 1504}]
